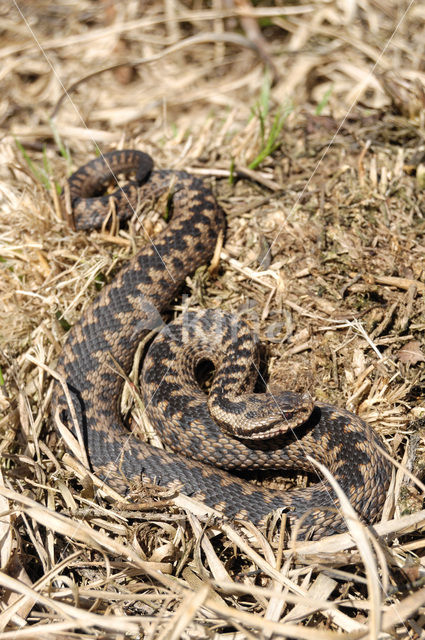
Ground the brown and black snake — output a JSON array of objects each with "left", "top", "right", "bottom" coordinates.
[{"left": 51, "top": 150, "right": 392, "bottom": 539}]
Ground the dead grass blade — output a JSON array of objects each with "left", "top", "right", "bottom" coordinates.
[{"left": 307, "top": 457, "right": 383, "bottom": 639}]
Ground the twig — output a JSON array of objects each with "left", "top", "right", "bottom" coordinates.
[{"left": 51, "top": 33, "right": 264, "bottom": 118}]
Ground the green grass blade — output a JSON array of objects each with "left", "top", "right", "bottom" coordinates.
[
  {"left": 15, "top": 138, "right": 51, "bottom": 190},
  {"left": 248, "top": 102, "right": 292, "bottom": 170},
  {"left": 315, "top": 85, "right": 333, "bottom": 115}
]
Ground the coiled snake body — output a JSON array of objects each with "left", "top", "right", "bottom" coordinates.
[{"left": 52, "top": 150, "right": 391, "bottom": 538}]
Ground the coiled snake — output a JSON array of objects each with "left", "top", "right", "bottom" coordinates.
[{"left": 51, "top": 150, "right": 391, "bottom": 538}]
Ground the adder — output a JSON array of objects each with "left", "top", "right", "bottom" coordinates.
[{"left": 51, "top": 149, "right": 391, "bottom": 539}]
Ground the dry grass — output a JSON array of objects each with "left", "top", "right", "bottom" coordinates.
[{"left": 1, "top": 0, "right": 425, "bottom": 638}]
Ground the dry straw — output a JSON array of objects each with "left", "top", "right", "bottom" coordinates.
[{"left": 1, "top": 0, "right": 425, "bottom": 637}]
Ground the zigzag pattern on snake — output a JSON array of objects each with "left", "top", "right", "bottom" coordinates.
[{"left": 51, "top": 150, "right": 391, "bottom": 539}]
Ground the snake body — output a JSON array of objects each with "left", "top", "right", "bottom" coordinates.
[{"left": 52, "top": 150, "right": 391, "bottom": 538}]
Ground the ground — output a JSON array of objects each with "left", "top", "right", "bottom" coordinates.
[{"left": 1, "top": 1, "right": 425, "bottom": 638}]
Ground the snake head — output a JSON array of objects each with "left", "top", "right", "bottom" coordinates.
[{"left": 210, "top": 390, "right": 314, "bottom": 440}]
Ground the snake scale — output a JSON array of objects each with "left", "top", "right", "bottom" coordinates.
[{"left": 51, "top": 150, "right": 392, "bottom": 539}]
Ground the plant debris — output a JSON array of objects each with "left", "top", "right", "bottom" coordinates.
[{"left": 1, "top": 1, "right": 425, "bottom": 638}]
